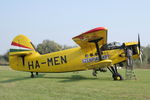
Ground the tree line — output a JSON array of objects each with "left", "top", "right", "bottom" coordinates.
[
  {"left": 36, "top": 40, "right": 75, "bottom": 54},
  {"left": 0, "top": 40, "right": 150, "bottom": 68}
]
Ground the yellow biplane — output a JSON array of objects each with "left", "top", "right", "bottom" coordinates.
[{"left": 9, "top": 27, "right": 141, "bottom": 80}]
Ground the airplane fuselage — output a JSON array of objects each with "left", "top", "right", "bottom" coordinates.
[{"left": 10, "top": 44, "right": 139, "bottom": 73}]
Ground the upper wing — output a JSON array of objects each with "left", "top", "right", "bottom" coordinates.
[{"left": 72, "top": 27, "right": 107, "bottom": 49}]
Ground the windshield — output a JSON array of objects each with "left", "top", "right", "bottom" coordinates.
[{"left": 101, "top": 41, "right": 122, "bottom": 50}]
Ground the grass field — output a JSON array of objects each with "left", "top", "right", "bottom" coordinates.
[{"left": 0, "top": 66, "right": 150, "bottom": 100}]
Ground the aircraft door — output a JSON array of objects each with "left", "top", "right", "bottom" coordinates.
[{"left": 125, "top": 45, "right": 138, "bottom": 55}]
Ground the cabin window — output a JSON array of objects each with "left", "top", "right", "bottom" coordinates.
[
  {"left": 85, "top": 54, "right": 89, "bottom": 58},
  {"left": 90, "top": 53, "right": 94, "bottom": 57},
  {"left": 101, "top": 41, "right": 123, "bottom": 50}
]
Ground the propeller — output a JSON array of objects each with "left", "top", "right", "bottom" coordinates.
[
  {"left": 138, "top": 34, "right": 143, "bottom": 63},
  {"left": 138, "top": 34, "right": 141, "bottom": 52}
]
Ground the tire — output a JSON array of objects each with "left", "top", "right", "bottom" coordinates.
[
  {"left": 92, "top": 72, "right": 97, "bottom": 77},
  {"left": 112, "top": 73, "right": 123, "bottom": 81},
  {"left": 31, "top": 73, "right": 34, "bottom": 78}
]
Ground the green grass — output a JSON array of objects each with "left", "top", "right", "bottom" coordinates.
[{"left": 0, "top": 66, "right": 150, "bottom": 100}]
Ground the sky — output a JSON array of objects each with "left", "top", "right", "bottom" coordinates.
[{"left": 0, "top": 0, "right": 150, "bottom": 54}]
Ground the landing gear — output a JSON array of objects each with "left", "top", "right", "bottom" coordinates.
[
  {"left": 92, "top": 70, "right": 97, "bottom": 77},
  {"left": 36, "top": 72, "right": 38, "bottom": 76},
  {"left": 112, "top": 73, "right": 123, "bottom": 80},
  {"left": 107, "top": 65, "right": 123, "bottom": 81},
  {"left": 31, "top": 72, "right": 34, "bottom": 78},
  {"left": 92, "top": 68, "right": 107, "bottom": 77},
  {"left": 30, "top": 72, "right": 39, "bottom": 78}
]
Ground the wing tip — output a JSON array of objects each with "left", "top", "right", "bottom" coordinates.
[
  {"left": 83, "top": 27, "right": 107, "bottom": 34},
  {"left": 73, "top": 27, "right": 107, "bottom": 39}
]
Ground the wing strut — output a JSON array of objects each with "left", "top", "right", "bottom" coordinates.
[{"left": 89, "top": 38, "right": 103, "bottom": 61}]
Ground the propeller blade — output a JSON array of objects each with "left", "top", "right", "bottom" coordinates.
[
  {"left": 138, "top": 34, "right": 141, "bottom": 53},
  {"left": 139, "top": 54, "right": 143, "bottom": 63},
  {"left": 138, "top": 34, "right": 143, "bottom": 63}
]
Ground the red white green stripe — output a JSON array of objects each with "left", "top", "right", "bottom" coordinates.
[{"left": 10, "top": 42, "right": 33, "bottom": 52}]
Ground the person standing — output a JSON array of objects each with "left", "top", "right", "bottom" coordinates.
[{"left": 126, "top": 48, "right": 133, "bottom": 68}]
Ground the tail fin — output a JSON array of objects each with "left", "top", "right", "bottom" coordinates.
[{"left": 10, "top": 34, "right": 36, "bottom": 56}]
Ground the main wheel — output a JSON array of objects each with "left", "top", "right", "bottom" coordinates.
[
  {"left": 31, "top": 72, "right": 34, "bottom": 78},
  {"left": 36, "top": 72, "right": 38, "bottom": 76},
  {"left": 92, "top": 71, "right": 97, "bottom": 77},
  {"left": 112, "top": 73, "right": 123, "bottom": 81}
]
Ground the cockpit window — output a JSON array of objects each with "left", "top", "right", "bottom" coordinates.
[
  {"left": 113, "top": 42, "right": 122, "bottom": 47},
  {"left": 101, "top": 41, "right": 122, "bottom": 50}
]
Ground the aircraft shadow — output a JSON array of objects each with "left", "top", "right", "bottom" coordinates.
[
  {"left": 0, "top": 74, "right": 111, "bottom": 83},
  {"left": 42, "top": 75, "right": 111, "bottom": 83},
  {"left": 0, "top": 74, "right": 45, "bottom": 83}
]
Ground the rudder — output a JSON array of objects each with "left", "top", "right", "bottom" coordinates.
[
  {"left": 9, "top": 35, "right": 39, "bottom": 71},
  {"left": 10, "top": 34, "right": 35, "bottom": 54}
]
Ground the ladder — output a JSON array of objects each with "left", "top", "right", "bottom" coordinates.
[{"left": 125, "top": 58, "right": 137, "bottom": 80}]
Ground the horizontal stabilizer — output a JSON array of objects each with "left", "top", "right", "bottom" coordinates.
[{"left": 9, "top": 52, "right": 32, "bottom": 56}]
